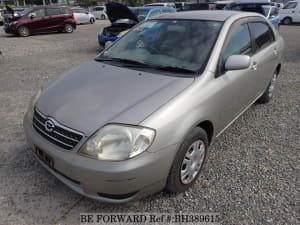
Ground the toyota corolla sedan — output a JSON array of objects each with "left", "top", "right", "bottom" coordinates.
[{"left": 24, "top": 11, "right": 284, "bottom": 203}]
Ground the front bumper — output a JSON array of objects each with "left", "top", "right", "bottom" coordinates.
[
  {"left": 3, "top": 24, "right": 17, "bottom": 34},
  {"left": 23, "top": 114, "right": 179, "bottom": 203}
]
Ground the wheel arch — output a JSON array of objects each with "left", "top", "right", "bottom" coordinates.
[
  {"left": 276, "top": 64, "right": 281, "bottom": 76},
  {"left": 282, "top": 16, "right": 292, "bottom": 23},
  {"left": 196, "top": 120, "right": 214, "bottom": 145}
]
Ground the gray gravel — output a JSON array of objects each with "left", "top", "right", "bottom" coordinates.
[{"left": 0, "top": 22, "right": 299, "bottom": 225}]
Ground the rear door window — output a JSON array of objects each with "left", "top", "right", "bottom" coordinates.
[
  {"left": 46, "top": 8, "right": 61, "bottom": 16},
  {"left": 32, "top": 8, "right": 45, "bottom": 17},
  {"left": 249, "top": 22, "right": 275, "bottom": 52}
]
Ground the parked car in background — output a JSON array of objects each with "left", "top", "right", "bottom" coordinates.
[
  {"left": 214, "top": 0, "right": 234, "bottom": 9},
  {"left": 130, "top": 6, "right": 176, "bottom": 21},
  {"left": 144, "top": 2, "right": 176, "bottom": 8},
  {"left": 224, "top": 0, "right": 271, "bottom": 12},
  {"left": 24, "top": 10, "right": 284, "bottom": 203},
  {"left": 72, "top": 7, "right": 95, "bottom": 24},
  {"left": 98, "top": 2, "right": 175, "bottom": 48},
  {"left": 225, "top": 1, "right": 280, "bottom": 29},
  {"left": 3, "top": 6, "right": 76, "bottom": 37},
  {"left": 91, "top": 6, "right": 107, "bottom": 19},
  {"left": 175, "top": 2, "right": 210, "bottom": 11},
  {"left": 262, "top": 5, "right": 280, "bottom": 29},
  {"left": 279, "top": 0, "right": 300, "bottom": 24}
]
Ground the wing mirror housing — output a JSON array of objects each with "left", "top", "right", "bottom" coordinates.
[{"left": 225, "top": 55, "right": 251, "bottom": 71}]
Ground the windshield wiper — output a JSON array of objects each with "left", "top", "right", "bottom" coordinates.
[
  {"left": 95, "top": 57, "right": 196, "bottom": 74},
  {"left": 95, "top": 57, "right": 151, "bottom": 67},
  {"left": 154, "top": 66, "right": 196, "bottom": 74}
]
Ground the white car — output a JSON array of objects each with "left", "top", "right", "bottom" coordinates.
[
  {"left": 91, "top": 6, "right": 107, "bottom": 19},
  {"left": 72, "top": 7, "right": 96, "bottom": 24},
  {"left": 280, "top": 0, "right": 300, "bottom": 24}
]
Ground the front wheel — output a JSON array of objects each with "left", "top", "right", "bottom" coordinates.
[
  {"left": 64, "top": 24, "right": 74, "bottom": 33},
  {"left": 282, "top": 17, "right": 292, "bottom": 25},
  {"left": 257, "top": 71, "right": 278, "bottom": 104},
  {"left": 90, "top": 18, "right": 95, "bottom": 24},
  {"left": 18, "top": 26, "right": 30, "bottom": 37},
  {"left": 166, "top": 127, "right": 208, "bottom": 193},
  {"left": 101, "top": 14, "right": 106, "bottom": 20}
]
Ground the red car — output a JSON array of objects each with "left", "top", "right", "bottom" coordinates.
[{"left": 4, "top": 6, "right": 76, "bottom": 37}]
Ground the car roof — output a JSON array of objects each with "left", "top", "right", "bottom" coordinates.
[{"left": 157, "top": 10, "right": 260, "bottom": 21}]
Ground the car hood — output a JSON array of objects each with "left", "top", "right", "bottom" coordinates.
[
  {"left": 36, "top": 60, "right": 194, "bottom": 136},
  {"left": 106, "top": 2, "right": 138, "bottom": 23}
]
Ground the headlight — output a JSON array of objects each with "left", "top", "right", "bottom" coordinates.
[
  {"left": 79, "top": 124, "right": 155, "bottom": 161},
  {"left": 26, "top": 88, "right": 42, "bottom": 120},
  {"left": 9, "top": 21, "right": 18, "bottom": 25}
]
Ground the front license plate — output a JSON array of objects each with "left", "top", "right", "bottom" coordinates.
[{"left": 35, "top": 147, "right": 54, "bottom": 168}]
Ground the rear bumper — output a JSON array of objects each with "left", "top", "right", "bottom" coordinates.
[{"left": 23, "top": 114, "right": 179, "bottom": 203}]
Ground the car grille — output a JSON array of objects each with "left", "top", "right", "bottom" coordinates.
[{"left": 32, "top": 109, "right": 84, "bottom": 150}]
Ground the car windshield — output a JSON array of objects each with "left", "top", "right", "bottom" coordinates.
[
  {"left": 97, "top": 20, "right": 223, "bottom": 73},
  {"left": 131, "top": 8, "right": 151, "bottom": 21},
  {"left": 19, "top": 8, "right": 32, "bottom": 16}
]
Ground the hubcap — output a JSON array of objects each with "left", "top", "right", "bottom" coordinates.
[
  {"left": 66, "top": 25, "right": 72, "bottom": 32},
  {"left": 180, "top": 140, "right": 205, "bottom": 184},
  {"left": 20, "top": 27, "right": 27, "bottom": 36},
  {"left": 268, "top": 73, "right": 277, "bottom": 98}
]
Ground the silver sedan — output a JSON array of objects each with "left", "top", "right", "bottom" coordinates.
[{"left": 23, "top": 10, "right": 284, "bottom": 203}]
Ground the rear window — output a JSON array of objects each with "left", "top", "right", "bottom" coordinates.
[
  {"left": 93, "top": 7, "right": 104, "bottom": 11},
  {"left": 62, "top": 8, "right": 71, "bottom": 14},
  {"left": 46, "top": 8, "right": 61, "bottom": 16}
]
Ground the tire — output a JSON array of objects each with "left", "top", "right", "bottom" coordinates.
[
  {"left": 17, "top": 26, "right": 30, "bottom": 37},
  {"left": 101, "top": 14, "right": 106, "bottom": 20},
  {"left": 90, "top": 18, "right": 95, "bottom": 24},
  {"left": 64, "top": 23, "right": 74, "bottom": 33},
  {"left": 166, "top": 127, "right": 208, "bottom": 193},
  {"left": 282, "top": 17, "right": 292, "bottom": 25},
  {"left": 256, "top": 70, "right": 278, "bottom": 104}
]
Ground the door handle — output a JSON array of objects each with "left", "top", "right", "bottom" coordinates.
[
  {"left": 273, "top": 48, "right": 278, "bottom": 55},
  {"left": 292, "top": 10, "right": 295, "bottom": 13},
  {"left": 252, "top": 62, "right": 257, "bottom": 71}
]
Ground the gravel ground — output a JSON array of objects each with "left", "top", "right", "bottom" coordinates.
[{"left": 0, "top": 21, "right": 299, "bottom": 225}]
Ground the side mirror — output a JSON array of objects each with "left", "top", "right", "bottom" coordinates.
[
  {"left": 29, "top": 13, "right": 35, "bottom": 19},
  {"left": 225, "top": 55, "right": 251, "bottom": 71}
]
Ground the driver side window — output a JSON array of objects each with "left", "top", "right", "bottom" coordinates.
[{"left": 223, "top": 23, "right": 252, "bottom": 60}]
